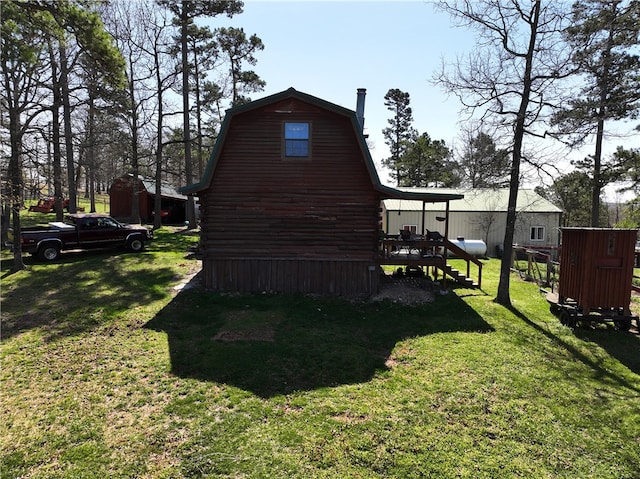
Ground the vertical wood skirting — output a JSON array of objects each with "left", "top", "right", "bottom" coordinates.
[{"left": 204, "top": 258, "right": 379, "bottom": 296}]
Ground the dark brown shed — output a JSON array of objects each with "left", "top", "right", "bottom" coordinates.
[
  {"left": 182, "top": 88, "right": 462, "bottom": 296},
  {"left": 109, "top": 174, "right": 187, "bottom": 224},
  {"left": 558, "top": 228, "right": 638, "bottom": 315}
]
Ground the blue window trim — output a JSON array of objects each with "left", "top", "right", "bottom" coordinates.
[{"left": 283, "top": 122, "right": 311, "bottom": 158}]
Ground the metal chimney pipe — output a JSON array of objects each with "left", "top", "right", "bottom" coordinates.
[{"left": 356, "top": 88, "right": 366, "bottom": 131}]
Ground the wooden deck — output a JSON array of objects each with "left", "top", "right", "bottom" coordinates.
[{"left": 379, "top": 237, "right": 483, "bottom": 289}]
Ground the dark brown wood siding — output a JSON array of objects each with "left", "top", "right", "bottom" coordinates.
[
  {"left": 558, "top": 228, "right": 637, "bottom": 314},
  {"left": 198, "top": 98, "right": 382, "bottom": 295},
  {"left": 109, "top": 177, "right": 152, "bottom": 222}
]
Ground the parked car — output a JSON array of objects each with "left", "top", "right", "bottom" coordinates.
[{"left": 7, "top": 213, "right": 153, "bottom": 261}]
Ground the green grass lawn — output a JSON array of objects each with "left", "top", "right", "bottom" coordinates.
[{"left": 1, "top": 234, "right": 639, "bottom": 478}]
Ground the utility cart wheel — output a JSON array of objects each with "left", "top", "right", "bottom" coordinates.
[
  {"left": 613, "top": 317, "right": 631, "bottom": 332},
  {"left": 559, "top": 310, "right": 569, "bottom": 326},
  {"left": 560, "top": 310, "right": 577, "bottom": 329}
]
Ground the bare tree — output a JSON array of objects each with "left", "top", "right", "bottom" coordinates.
[
  {"left": 104, "top": 0, "right": 159, "bottom": 223},
  {"left": 1, "top": 4, "right": 50, "bottom": 270},
  {"left": 434, "top": 0, "right": 572, "bottom": 306},
  {"left": 141, "top": 7, "right": 180, "bottom": 229},
  {"left": 159, "top": 0, "right": 243, "bottom": 229}
]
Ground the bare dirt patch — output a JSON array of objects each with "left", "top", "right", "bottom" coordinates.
[{"left": 371, "top": 276, "right": 436, "bottom": 306}]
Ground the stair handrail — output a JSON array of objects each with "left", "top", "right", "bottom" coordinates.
[{"left": 443, "top": 238, "right": 483, "bottom": 289}]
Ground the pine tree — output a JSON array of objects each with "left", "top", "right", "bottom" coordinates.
[
  {"left": 399, "top": 133, "right": 459, "bottom": 187},
  {"left": 158, "top": 0, "right": 243, "bottom": 228},
  {"left": 382, "top": 89, "right": 416, "bottom": 186},
  {"left": 458, "top": 129, "right": 510, "bottom": 188},
  {"left": 552, "top": 0, "right": 640, "bottom": 226}
]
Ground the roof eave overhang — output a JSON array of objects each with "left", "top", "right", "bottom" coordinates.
[{"left": 377, "top": 184, "right": 464, "bottom": 202}]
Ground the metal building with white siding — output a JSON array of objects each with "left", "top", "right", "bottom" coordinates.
[{"left": 381, "top": 188, "right": 563, "bottom": 257}]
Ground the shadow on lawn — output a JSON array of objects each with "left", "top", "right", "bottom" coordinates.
[
  {"left": 573, "top": 327, "right": 640, "bottom": 377},
  {"left": 1, "top": 249, "right": 177, "bottom": 341},
  {"left": 146, "top": 286, "right": 494, "bottom": 398},
  {"left": 510, "top": 306, "right": 640, "bottom": 393}
]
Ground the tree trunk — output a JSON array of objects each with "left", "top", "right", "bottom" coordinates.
[
  {"left": 8, "top": 108, "right": 25, "bottom": 270},
  {"left": 1, "top": 203, "right": 10, "bottom": 245},
  {"left": 496, "top": 1, "right": 541, "bottom": 307},
  {"left": 154, "top": 51, "right": 164, "bottom": 230},
  {"left": 88, "top": 93, "right": 97, "bottom": 213},
  {"left": 590, "top": 14, "right": 615, "bottom": 228},
  {"left": 60, "top": 43, "right": 77, "bottom": 214},
  {"left": 128, "top": 64, "right": 141, "bottom": 224},
  {"left": 181, "top": 6, "right": 196, "bottom": 229},
  {"left": 48, "top": 43, "right": 64, "bottom": 221},
  {"left": 591, "top": 116, "right": 605, "bottom": 227},
  {"left": 193, "top": 48, "right": 204, "bottom": 179}
]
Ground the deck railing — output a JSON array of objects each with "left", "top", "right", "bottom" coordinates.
[
  {"left": 443, "top": 238, "right": 483, "bottom": 289},
  {"left": 379, "top": 235, "right": 483, "bottom": 289}
]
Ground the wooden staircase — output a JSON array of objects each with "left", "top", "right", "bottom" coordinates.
[
  {"left": 441, "top": 239, "right": 483, "bottom": 289},
  {"left": 442, "top": 263, "right": 479, "bottom": 288}
]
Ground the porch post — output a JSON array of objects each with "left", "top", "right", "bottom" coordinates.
[{"left": 445, "top": 201, "right": 450, "bottom": 239}]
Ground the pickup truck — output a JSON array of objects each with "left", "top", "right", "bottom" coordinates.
[{"left": 7, "top": 213, "right": 153, "bottom": 261}]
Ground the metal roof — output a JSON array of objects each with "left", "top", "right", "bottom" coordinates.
[
  {"left": 139, "top": 178, "right": 187, "bottom": 200},
  {"left": 383, "top": 188, "right": 562, "bottom": 213},
  {"left": 117, "top": 174, "right": 187, "bottom": 200}
]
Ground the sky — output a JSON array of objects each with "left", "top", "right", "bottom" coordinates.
[{"left": 212, "top": 0, "right": 639, "bottom": 199}]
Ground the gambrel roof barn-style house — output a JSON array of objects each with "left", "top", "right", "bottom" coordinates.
[{"left": 182, "top": 88, "right": 466, "bottom": 296}]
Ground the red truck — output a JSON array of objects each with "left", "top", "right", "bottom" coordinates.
[{"left": 7, "top": 213, "right": 153, "bottom": 261}]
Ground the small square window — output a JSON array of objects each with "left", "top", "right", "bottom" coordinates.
[
  {"left": 530, "top": 226, "right": 545, "bottom": 241},
  {"left": 284, "top": 122, "right": 310, "bottom": 157}
]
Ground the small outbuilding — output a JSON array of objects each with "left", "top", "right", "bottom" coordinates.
[
  {"left": 182, "top": 88, "right": 465, "bottom": 296},
  {"left": 109, "top": 174, "right": 187, "bottom": 224},
  {"left": 558, "top": 228, "right": 637, "bottom": 316}
]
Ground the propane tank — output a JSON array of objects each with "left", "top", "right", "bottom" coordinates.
[{"left": 448, "top": 237, "right": 487, "bottom": 258}]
